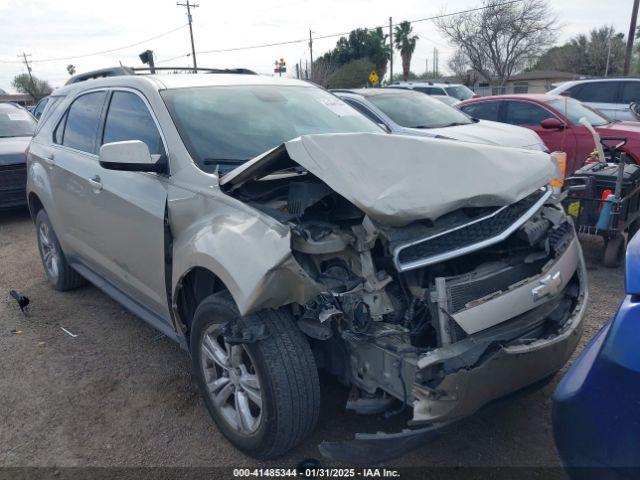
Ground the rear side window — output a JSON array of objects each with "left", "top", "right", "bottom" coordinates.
[
  {"left": 60, "top": 91, "right": 107, "bottom": 153},
  {"left": 504, "top": 101, "right": 554, "bottom": 125},
  {"left": 460, "top": 101, "right": 501, "bottom": 121},
  {"left": 102, "top": 91, "right": 164, "bottom": 156},
  {"left": 573, "top": 82, "right": 617, "bottom": 103},
  {"left": 621, "top": 81, "right": 640, "bottom": 104}
]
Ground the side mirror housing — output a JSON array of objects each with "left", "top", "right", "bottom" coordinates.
[
  {"left": 99, "top": 140, "right": 165, "bottom": 173},
  {"left": 540, "top": 118, "right": 565, "bottom": 130}
]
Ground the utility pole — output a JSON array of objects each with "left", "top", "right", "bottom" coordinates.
[
  {"left": 177, "top": 1, "right": 199, "bottom": 71},
  {"left": 309, "top": 30, "right": 314, "bottom": 80},
  {"left": 389, "top": 17, "right": 393, "bottom": 83},
  {"left": 605, "top": 33, "right": 612, "bottom": 77},
  {"left": 624, "top": 0, "right": 640, "bottom": 75},
  {"left": 18, "top": 52, "right": 36, "bottom": 101}
]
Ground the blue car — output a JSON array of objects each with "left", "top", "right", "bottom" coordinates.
[{"left": 553, "top": 232, "right": 640, "bottom": 478}]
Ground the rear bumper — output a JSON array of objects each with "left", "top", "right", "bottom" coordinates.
[{"left": 411, "top": 237, "right": 588, "bottom": 424}]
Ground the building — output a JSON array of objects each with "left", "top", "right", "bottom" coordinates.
[
  {"left": 472, "top": 70, "right": 589, "bottom": 96},
  {"left": 0, "top": 90, "right": 34, "bottom": 107}
]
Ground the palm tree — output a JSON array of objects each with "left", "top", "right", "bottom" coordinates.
[{"left": 394, "top": 21, "right": 419, "bottom": 81}]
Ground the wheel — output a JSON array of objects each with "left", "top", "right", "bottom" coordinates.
[
  {"left": 35, "top": 209, "right": 86, "bottom": 290},
  {"left": 603, "top": 234, "right": 626, "bottom": 268},
  {"left": 190, "top": 292, "right": 320, "bottom": 459}
]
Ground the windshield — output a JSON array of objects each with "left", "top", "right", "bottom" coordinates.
[
  {"left": 366, "top": 91, "right": 472, "bottom": 129},
  {"left": 0, "top": 105, "right": 36, "bottom": 137},
  {"left": 444, "top": 85, "right": 475, "bottom": 100},
  {"left": 161, "top": 85, "right": 381, "bottom": 172},
  {"left": 547, "top": 97, "right": 610, "bottom": 127}
]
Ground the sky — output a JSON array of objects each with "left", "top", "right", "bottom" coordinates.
[{"left": 0, "top": 0, "right": 636, "bottom": 93}]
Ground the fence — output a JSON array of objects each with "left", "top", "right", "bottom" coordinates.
[{"left": 472, "top": 83, "right": 554, "bottom": 97}]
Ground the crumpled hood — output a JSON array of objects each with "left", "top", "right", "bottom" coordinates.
[
  {"left": 0, "top": 136, "right": 30, "bottom": 166},
  {"left": 222, "top": 133, "right": 557, "bottom": 227},
  {"left": 423, "top": 120, "right": 545, "bottom": 149}
]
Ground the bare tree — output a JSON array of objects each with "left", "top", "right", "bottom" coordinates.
[
  {"left": 311, "top": 58, "right": 338, "bottom": 88},
  {"left": 437, "top": 0, "right": 557, "bottom": 86},
  {"left": 447, "top": 49, "right": 479, "bottom": 85}
]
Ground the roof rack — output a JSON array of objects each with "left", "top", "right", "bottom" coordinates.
[{"left": 65, "top": 66, "right": 257, "bottom": 85}]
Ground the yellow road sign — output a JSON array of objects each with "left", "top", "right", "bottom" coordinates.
[{"left": 369, "top": 71, "right": 379, "bottom": 85}]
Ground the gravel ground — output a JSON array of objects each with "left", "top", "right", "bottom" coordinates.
[{"left": 0, "top": 207, "right": 625, "bottom": 470}]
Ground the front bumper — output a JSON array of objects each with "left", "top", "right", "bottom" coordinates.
[{"left": 412, "top": 236, "right": 588, "bottom": 424}]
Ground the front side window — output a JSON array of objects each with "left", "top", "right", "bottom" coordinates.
[
  {"left": 102, "top": 91, "right": 164, "bottom": 156},
  {"left": 547, "top": 97, "right": 610, "bottom": 127},
  {"left": 460, "top": 101, "right": 501, "bottom": 122},
  {"left": 365, "top": 91, "right": 472, "bottom": 129},
  {"left": 0, "top": 105, "right": 36, "bottom": 138},
  {"left": 161, "top": 85, "right": 380, "bottom": 172},
  {"left": 61, "top": 91, "right": 107, "bottom": 153},
  {"left": 621, "top": 81, "right": 640, "bottom": 104},
  {"left": 504, "top": 101, "right": 554, "bottom": 125},
  {"left": 573, "top": 82, "right": 617, "bottom": 103},
  {"left": 414, "top": 86, "right": 446, "bottom": 95}
]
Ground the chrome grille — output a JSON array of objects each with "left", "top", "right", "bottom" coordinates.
[{"left": 394, "top": 187, "right": 552, "bottom": 271}]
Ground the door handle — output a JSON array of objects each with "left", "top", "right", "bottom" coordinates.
[
  {"left": 43, "top": 154, "right": 55, "bottom": 166},
  {"left": 87, "top": 176, "right": 103, "bottom": 192}
]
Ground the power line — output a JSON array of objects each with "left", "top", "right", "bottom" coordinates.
[
  {"left": 192, "top": 0, "right": 524, "bottom": 56},
  {"left": 0, "top": 24, "right": 187, "bottom": 64}
]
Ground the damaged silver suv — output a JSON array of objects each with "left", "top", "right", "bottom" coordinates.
[{"left": 27, "top": 72, "right": 588, "bottom": 460}]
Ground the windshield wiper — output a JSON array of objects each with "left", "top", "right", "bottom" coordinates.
[{"left": 438, "top": 122, "right": 471, "bottom": 128}]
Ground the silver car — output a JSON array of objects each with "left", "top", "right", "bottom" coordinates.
[
  {"left": 27, "top": 72, "right": 587, "bottom": 461},
  {"left": 548, "top": 78, "right": 640, "bottom": 121},
  {"left": 333, "top": 88, "right": 548, "bottom": 151}
]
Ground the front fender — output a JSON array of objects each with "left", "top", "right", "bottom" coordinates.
[{"left": 169, "top": 184, "right": 322, "bottom": 316}]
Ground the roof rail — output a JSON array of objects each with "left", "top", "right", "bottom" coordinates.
[{"left": 65, "top": 66, "right": 257, "bottom": 85}]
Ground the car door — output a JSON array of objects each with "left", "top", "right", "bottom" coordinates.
[
  {"left": 502, "top": 100, "right": 579, "bottom": 167},
  {"left": 48, "top": 90, "right": 108, "bottom": 268},
  {"left": 90, "top": 89, "right": 170, "bottom": 320},
  {"left": 572, "top": 81, "right": 620, "bottom": 120}
]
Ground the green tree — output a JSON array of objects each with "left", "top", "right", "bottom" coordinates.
[
  {"left": 317, "top": 27, "right": 390, "bottom": 81},
  {"left": 534, "top": 26, "right": 626, "bottom": 76},
  {"left": 326, "top": 59, "right": 376, "bottom": 89},
  {"left": 11, "top": 73, "right": 52, "bottom": 102},
  {"left": 394, "top": 21, "right": 419, "bottom": 82}
]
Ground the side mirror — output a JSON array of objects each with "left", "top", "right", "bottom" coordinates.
[
  {"left": 99, "top": 140, "right": 165, "bottom": 173},
  {"left": 540, "top": 118, "right": 566, "bottom": 130}
]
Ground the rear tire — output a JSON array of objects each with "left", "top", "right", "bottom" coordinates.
[
  {"left": 190, "top": 292, "right": 320, "bottom": 459},
  {"left": 35, "top": 209, "right": 86, "bottom": 290}
]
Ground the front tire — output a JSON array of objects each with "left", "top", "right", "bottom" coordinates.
[
  {"left": 190, "top": 292, "right": 320, "bottom": 459},
  {"left": 35, "top": 209, "right": 86, "bottom": 290}
]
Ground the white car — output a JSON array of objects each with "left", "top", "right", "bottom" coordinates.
[
  {"left": 333, "top": 88, "right": 549, "bottom": 151},
  {"left": 388, "top": 81, "right": 476, "bottom": 101},
  {"left": 548, "top": 78, "right": 640, "bottom": 121}
]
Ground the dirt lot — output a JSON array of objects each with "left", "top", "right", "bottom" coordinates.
[{"left": 0, "top": 207, "right": 625, "bottom": 470}]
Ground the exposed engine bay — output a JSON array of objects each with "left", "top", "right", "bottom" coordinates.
[{"left": 223, "top": 156, "right": 586, "bottom": 424}]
